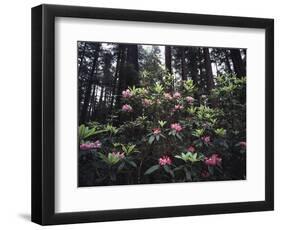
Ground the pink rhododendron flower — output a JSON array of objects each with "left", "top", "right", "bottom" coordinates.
[
  {"left": 80, "top": 143, "right": 93, "bottom": 151},
  {"left": 142, "top": 99, "right": 152, "bottom": 107},
  {"left": 239, "top": 141, "right": 246, "bottom": 149},
  {"left": 173, "top": 92, "right": 181, "bottom": 99},
  {"left": 153, "top": 128, "right": 161, "bottom": 135},
  {"left": 171, "top": 123, "right": 183, "bottom": 132},
  {"left": 112, "top": 151, "right": 125, "bottom": 159},
  {"left": 164, "top": 93, "right": 173, "bottom": 100},
  {"left": 92, "top": 140, "right": 102, "bottom": 148},
  {"left": 80, "top": 140, "right": 102, "bottom": 151},
  {"left": 122, "top": 89, "right": 132, "bottom": 98},
  {"left": 122, "top": 104, "right": 133, "bottom": 112},
  {"left": 187, "top": 145, "right": 196, "bottom": 153},
  {"left": 158, "top": 155, "right": 172, "bottom": 166},
  {"left": 202, "top": 136, "right": 211, "bottom": 144},
  {"left": 186, "top": 96, "right": 195, "bottom": 104},
  {"left": 204, "top": 154, "right": 222, "bottom": 166},
  {"left": 174, "top": 104, "right": 184, "bottom": 111}
]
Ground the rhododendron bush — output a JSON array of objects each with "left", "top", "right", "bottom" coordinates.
[{"left": 79, "top": 72, "right": 246, "bottom": 186}]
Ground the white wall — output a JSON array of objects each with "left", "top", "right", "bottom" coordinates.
[{"left": 0, "top": 0, "right": 279, "bottom": 229}]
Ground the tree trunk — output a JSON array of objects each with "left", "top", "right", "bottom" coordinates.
[
  {"left": 78, "top": 42, "right": 87, "bottom": 77},
  {"left": 126, "top": 44, "right": 139, "bottom": 86},
  {"left": 189, "top": 47, "right": 198, "bottom": 85},
  {"left": 203, "top": 48, "right": 214, "bottom": 93},
  {"left": 80, "top": 43, "right": 100, "bottom": 124},
  {"left": 181, "top": 48, "right": 187, "bottom": 80},
  {"left": 165, "top": 46, "right": 172, "bottom": 74},
  {"left": 224, "top": 50, "right": 232, "bottom": 74},
  {"left": 78, "top": 42, "right": 87, "bottom": 117},
  {"left": 115, "top": 45, "right": 126, "bottom": 108},
  {"left": 197, "top": 48, "right": 206, "bottom": 92},
  {"left": 110, "top": 46, "right": 121, "bottom": 110},
  {"left": 127, "top": 45, "right": 139, "bottom": 72},
  {"left": 230, "top": 49, "right": 246, "bottom": 77}
]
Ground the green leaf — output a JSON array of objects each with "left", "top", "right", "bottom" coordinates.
[
  {"left": 163, "top": 165, "right": 174, "bottom": 177},
  {"left": 148, "top": 135, "right": 155, "bottom": 144},
  {"left": 121, "top": 145, "right": 127, "bottom": 153},
  {"left": 192, "top": 128, "right": 204, "bottom": 137},
  {"left": 128, "top": 144, "right": 136, "bottom": 154},
  {"left": 175, "top": 155, "right": 182, "bottom": 159},
  {"left": 176, "top": 133, "right": 182, "bottom": 140},
  {"left": 98, "top": 153, "right": 109, "bottom": 164},
  {"left": 163, "top": 165, "right": 170, "bottom": 174},
  {"left": 80, "top": 124, "right": 108, "bottom": 139},
  {"left": 174, "top": 165, "right": 184, "bottom": 171},
  {"left": 125, "top": 159, "right": 137, "bottom": 168},
  {"left": 113, "top": 142, "right": 121, "bottom": 147},
  {"left": 154, "top": 83, "right": 164, "bottom": 94},
  {"left": 79, "top": 124, "right": 85, "bottom": 138},
  {"left": 144, "top": 165, "right": 160, "bottom": 175},
  {"left": 156, "top": 135, "right": 160, "bottom": 141},
  {"left": 215, "top": 128, "right": 226, "bottom": 137},
  {"left": 158, "top": 120, "right": 167, "bottom": 127}
]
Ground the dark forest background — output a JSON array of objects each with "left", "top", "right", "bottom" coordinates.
[{"left": 78, "top": 42, "right": 246, "bottom": 124}]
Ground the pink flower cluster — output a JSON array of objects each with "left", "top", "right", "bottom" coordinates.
[
  {"left": 186, "top": 96, "right": 195, "bottom": 104},
  {"left": 171, "top": 123, "right": 183, "bottom": 132},
  {"left": 202, "top": 136, "right": 211, "bottom": 144},
  {"left": 204, "top": 154, "right": 222, "bottom": 166},
  {"left": 122, "top": 89, "right": 132, "bottom": 98},
  {"left": 173, "top": 92, "right": 181, "bottom": 99},
  {"left": 122, "top": 104, "right": 133, "bottom": 112},
  {"left": 112, "top": 151, "right": 125, "bottom": 159},
  {"left": 164, "top": 93, "right": 173, "bottom": 100},
  {"left": 187, "top": 145, "right": 196, "bottom": 153},
  {"left": 158, "top": 155, "right": 172, "bottom": 166},
  {"left": 153, "top": 128, "right": 161, "bottom": 135},
  {"left": 173, "top": 104, "right": 184, "bottom": 111},
  {"left": 142, "top": 99, "right": 153, "bottom": 107},
  {"left": 80, "top": 140, "right": 102, "bottom": 151}
]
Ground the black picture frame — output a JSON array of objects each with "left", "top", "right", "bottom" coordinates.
[{"left": 31, "top": 4, "right": 274, "bottom": 225}]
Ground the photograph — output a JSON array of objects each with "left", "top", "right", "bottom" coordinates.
[
  {"left": 78, "top": 41, "right": 247, "bottom": 187},
  {"left": 30, "top": 3, "right": 274, "bottom": 225}
]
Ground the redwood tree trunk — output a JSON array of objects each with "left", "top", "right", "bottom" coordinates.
[
  {"left": 165, "top": 46, "right": 172, "bottom": 74},
  {"left": 115, "top": 45, "right": 126, "bottom": 108},
  {"left": 224, "top": 50, "right": 232, "bottom": 74},
  {"left": 110, "top": 46, "right": 121, "bottom": 110},
  {"left": 181, "top": 48, "right": 187, "bottom": 80},
  {"left": 126, "top": 44, "right": 139, "bottom": 87},
  {"left": 80, "top": 43, "right": 100, "bottom": 124},
  {"left": 78, "top": 42, "right": 87, "bottom": 77},
  {"left": 203, "top": 48, "right": 214, "bottom": 93},
  {"left": 230, "top": 49, "right": 246, "bottom": 77},
  {"left": 189, "top": 47, "right": 198, "bottom": 85}
]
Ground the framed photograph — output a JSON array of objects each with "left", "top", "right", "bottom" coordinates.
[{"left": 31, "top": 4, "right": 274, "bottom": 225}]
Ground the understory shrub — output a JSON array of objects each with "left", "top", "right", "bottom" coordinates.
[{"left": 79, "top": 73, "right": 246, "bottom": 186}]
